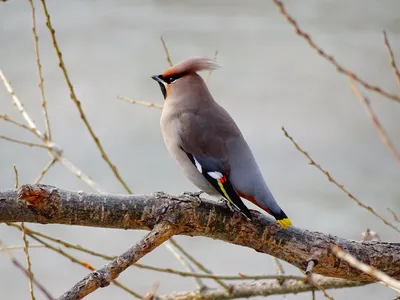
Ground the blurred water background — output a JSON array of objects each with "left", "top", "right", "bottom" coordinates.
[{"left": 1, "top": 0, "right": 400, "bottom": 299}]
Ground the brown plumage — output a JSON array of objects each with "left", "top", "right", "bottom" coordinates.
[{"left": 151, "top": 57, "right": 292, "bottom": 228}]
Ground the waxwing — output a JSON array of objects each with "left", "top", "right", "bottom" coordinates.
[{"left": 152, "top": 57, "right": 292, "bottom": 228}]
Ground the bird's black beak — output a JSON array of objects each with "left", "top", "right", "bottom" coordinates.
[
  {"left": 151, "top": 74, "right": 164, "bottom": 83},
  {"left": 151, "top": 74, "right": 167, "bottom": 99}
]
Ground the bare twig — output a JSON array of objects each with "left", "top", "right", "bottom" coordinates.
[
  {"left": 160, "top": 36, "right": 173, "bottom": 67},
  {"left": 57, "top": 156, "right": 104, "bottom": 193},
  {"left": 0, "top": 244, "right": 44, "bottom": 251},
  {"left": 169, "top": 238, "right": 229, "bottom": 290},
  {"left": 388, "top": 208, "right": 400, "bottom": 223},
  {"left": 282, "top": 127, "right": 400, "bottom": 234},
  {"left": 349, "top": 80, "right": 400, "bottom": 162},
  {"left": 2, "top": 68, "right": 106, "bottom": 191},
  {"left": 28, "top": 0, "right": 51, "bottom": 140},
  {"left": 274, "top": 258, "right": 289, "bottom": 300},
  {"left": 144, "top": 282, "right": 159, "bottom": 300},
  {"left": 8, "top": 223, "right": 143, "bottom": 299},
  {"left": 1, "top": 135, "right": 49, "bottom": 149},
  {"left": 164, "top": 242, "right": 206, "bottom": 291},
  {"left": 158, "top": 276, "right": 365, "bottom": 300},
  {"left": 12, "top": 166, "right": 35, "bottom": 299},
  {"left": 303, "top": 260, "right": 334, "bottom": 300},
  {"left": 34, "top": 158, "right": 57, "bottom": 183},
  {"left": 333, "top": 246, "right": 400, "bottom": 293},
  {"left": 40, "top": 0, "right": 132, "bottom": 194},
  {"left": 272, "top": 0, "right": 400, "bottom": 103},
  {"left": 21, "top": 223, "right": 36, "bottom": 300},
  {"left": 58, "top": 223, "right": 175, "bottom": 300},
  {"left": 1, "top": 70, "right": 104, "bottom": 192},
  {"left": 274, "top": 258, "right": 285, "bottom": 278},
  {"left": 13, "top": 164, "right": 19, "bottom": 188},
  {"left": 273, "top": 258, "right": 287, "bottom": 292},
  {"left": 0, "top": 241, "right": 53, "bottom": 300},
  {"left": 118, "top": 96, "right": 163, "bottom": 109},
  {"left": 0, "top": 114, "right": 40, "bottom": 137},
  {"left": 305, "top": 273, "right": 334, "bottom": 300},
  {"left": 0, "top": 70, "right": 42, "bottom": 132},
  {"left": 383, "top": 31, "right": 400, "bottom": 88}
]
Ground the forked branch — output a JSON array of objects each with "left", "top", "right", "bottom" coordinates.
[{"left": 59, "top": 223, "right": 176, "bottom": 300}]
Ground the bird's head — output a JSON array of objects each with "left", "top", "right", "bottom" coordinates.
[{"left": 151, "top": 56, "right": 219, "bottom": 100}]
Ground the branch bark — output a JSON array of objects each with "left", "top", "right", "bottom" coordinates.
[{"left": 1, "top": 184, "right": 400, "bottom": 282}]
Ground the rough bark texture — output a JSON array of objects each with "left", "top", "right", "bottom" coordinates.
[{"left": 1, "top": 184, "right": 399, "bottom": 282}]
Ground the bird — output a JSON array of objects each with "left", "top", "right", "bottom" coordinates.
[{"left": 151, "top": 57, "right": 292, "bottom": 228}]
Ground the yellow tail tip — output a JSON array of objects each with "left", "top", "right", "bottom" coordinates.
[{"left": 277, "top": 218, "right": 292, "bottom": 229}]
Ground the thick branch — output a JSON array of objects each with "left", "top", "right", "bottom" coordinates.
[{"left": 1, "top": 184, "right": 400, "bottom": 282}]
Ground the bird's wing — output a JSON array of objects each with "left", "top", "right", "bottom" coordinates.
[{"left": 178, "top": 110, "right": 252, "bottom": 219}]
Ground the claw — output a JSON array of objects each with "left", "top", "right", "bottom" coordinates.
[
  {"left": 154, "top": 191, "right": 168, "bottom": 199},
  {"left": 218, "top": 197, "right": 235, "bottom": 212},
  {"left": 181, "top": 191, "right": 203, "bottom": 205}
]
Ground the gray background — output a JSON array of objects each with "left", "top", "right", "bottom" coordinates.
[{"left": 1, "top": 0, "right": 399, "bottom": 299}]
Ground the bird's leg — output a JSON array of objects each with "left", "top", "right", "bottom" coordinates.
[{"left": 218, "top": 198, "right": 251, "bottom": 220}]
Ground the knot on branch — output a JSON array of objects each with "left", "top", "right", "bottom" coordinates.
[
  {"left": 18, "top": 184, "right": 61, "bottom": 222},
  {"left": 91, "top": 269, "right": 112, "bottom": 288},
  {"left": 148, "top": 191, "right": 202, "bottom": 233}
]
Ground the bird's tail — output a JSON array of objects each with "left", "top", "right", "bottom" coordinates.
[
  {"left": 238, "top": 191, "right": 292, "bottom": 228},
  {"left": 277, "top": 217, "right": 292, "bottom": 228},
  {"left": 274, "top": 209, "right": 292, "bottom": 229}
]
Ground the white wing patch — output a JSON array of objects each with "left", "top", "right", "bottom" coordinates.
[
  {"left": 193, "top": 157, "right": 203, "bottom": 173},
  {"left": 191, "top": 155, "right": 223, "bottom": 180},
  {"left": 207, "top": 171, "right": 223, "bottom": 180}
]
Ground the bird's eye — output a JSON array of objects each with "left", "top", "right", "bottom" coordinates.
[{"left": 167, "top": 76, "right": 177, "bottom": 84}]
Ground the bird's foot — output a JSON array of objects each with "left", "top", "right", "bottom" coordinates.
[
  {"left": 181, "top": 191, "right": 203, "bottom": 205},
  {"left": 154, "top": 191, "right": 179, "bottom": 200},
  {"left": 183, "top": 191, "right": 204, "bottom": 198},
  {"left": 218, "top": 198, "right": 250, "bottom": 220},
  {"left": 218, "top": 197, "right": 236, "bottom": 212}
]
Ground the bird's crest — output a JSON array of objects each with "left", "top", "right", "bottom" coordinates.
[{"left": 162, "top": 57, "right": 220, "bottom": 78}]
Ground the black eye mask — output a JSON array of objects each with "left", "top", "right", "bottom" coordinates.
[
  {"left": 159, "top": 72, "right": 186, "bottom": 84},
  {"left": 151, "top": 73, "right": 186, "bottom": 99}
]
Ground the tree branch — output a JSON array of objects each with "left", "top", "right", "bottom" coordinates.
[
  {"left": 157, "top": 276, "right": 366, "bottom": 300},
  {"left": 1, "top": 184, "right": 400, "bottom": 283},
  {"left": 59, "top": 223, "right": 175, "bottom": 300}
]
